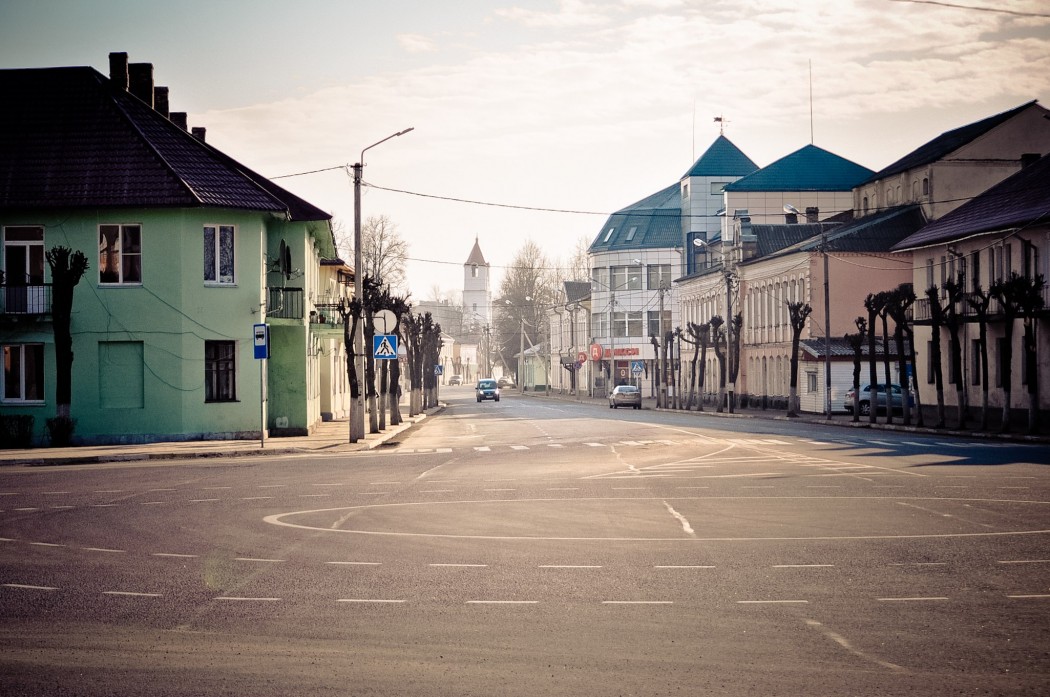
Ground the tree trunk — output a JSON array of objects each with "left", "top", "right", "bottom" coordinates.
[{"left": 867, "top": 308, "right": 879, "bottom": 425}]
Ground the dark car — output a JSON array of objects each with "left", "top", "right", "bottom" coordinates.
[
  {"left": 608, "top": 384, "right": 641, "bottom": 409},
  {"left": 844, "top": 383, "right": 913, "bottom": 415},
  {"left": 476, "top": 379, "right": 500, "bottom": 402}
]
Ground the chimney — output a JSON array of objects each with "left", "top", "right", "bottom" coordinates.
[
  {"left": 191, "top": 126, "right": 207, "bottom": 142},
  {"left": 128, "top": 63, "right": 154, "bottom": 107},
  {"left": 170, "top": 112, "right": 188, "bottom": 131},
  {"left": 154, "top": 86, "right": 169, "bottom": 118},
  {"left": 108, "top": 52, "right": 128, "bottom": 90},
  {"left": 805, "top": 207, "right": 819, "bottom": 224}
]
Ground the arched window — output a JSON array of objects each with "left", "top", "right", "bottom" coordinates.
[
  {"left": 922, "top": 177, "right": 929, "bottom": 196},
  {"left": 862, "top": 196, "right": 869, "bottom": 214}
]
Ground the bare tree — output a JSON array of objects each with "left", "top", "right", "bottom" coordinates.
[
  {"left": 786, "top": 301, "right": 812, "bottom": 418},
  {"left": 494, "top": 241, "right": 560, "bottom": 383},
  {"left": 360, "top": 215, "right": 408, "bottom": 293},
  {"left": 46, "top": 246, "right": 89, "bottom": 444}
]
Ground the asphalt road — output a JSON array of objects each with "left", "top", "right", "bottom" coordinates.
[{"left": 2, "top": 387, "right": 1048, "bottom": 696}]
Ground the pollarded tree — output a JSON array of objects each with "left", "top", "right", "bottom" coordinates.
[
  {"left": 863, "top": 293, "right": 885, "bottom": 424},
  {"left": 844, "top": 317, "right": 867, "bottom": 423},
  {"left": 709, "top": 315, "right": 726, "bottom": 412},
  {"left": 885, "top": 284, "right": 915, "bottom": 426},
  {"left": 965, "top": 287, "right": 993, "bottom": 430},
  {"left": 46, "top": 247, "right": 89, "bottom": 433},
  {"left": 992, "top": 272, "right": 1046, "bottom": 433},
  {"left": 925, "top": 285, "right": 948, "bottom": 429},
  {"left": 786, "top": 301, "right": 812, "bottom": 418}
]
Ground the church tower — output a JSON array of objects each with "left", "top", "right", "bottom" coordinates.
[{"left": 462, "top": 236, "right": 491, "bottom": 330}]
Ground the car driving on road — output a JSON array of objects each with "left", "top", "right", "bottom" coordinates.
[
  {"left": 608, "top": 384, "right": 641, "bottom": 409},
  {"left": 476, "top": 379, "right": 500, "bottom": 402},
  {"left": 843, "top": 383, "right": 912, "bottom": 415}
]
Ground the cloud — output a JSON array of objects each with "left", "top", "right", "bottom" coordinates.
[{"left": 397, "top": 33, "right": 437, "bottom": 53}]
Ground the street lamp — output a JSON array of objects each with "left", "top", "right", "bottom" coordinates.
[
  {"left": 786, "top": 203, "right": 832, "bottom": 420},
  {"left": 693, "top": 236, "right": 736, "bottom": 413},
  {"left": 350, "top": 127, "right": 414, "bottom": 443}
]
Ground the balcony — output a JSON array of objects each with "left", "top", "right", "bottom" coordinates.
[
  {"left": 0, "top": 283, "right": 52, "bottom": 318},
  {"left": 266, "top": 287, "right": 304, "bottom": 320}
]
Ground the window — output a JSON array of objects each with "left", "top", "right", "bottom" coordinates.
[
  {"left": 612, "top": 311, "right": 643, "bottom": 338},
  {"left": 4, "top": 226, "right": 45, "bottom": 314},
  {"left": 591, "top": 311, "right": 609, "bottom": 338},
  {"left": 603, "top": 227, "right": 615, "bottom": 243},
  {"left": 591, "top": 267, "right": 609, "bottom": 292},
  {"left": 625, "top": 226, "right": 638, "bottom": 241},
  {"left": 970, "top": 251, "right": 981, "bottom": 293},
  {"left": 862, "top": 196, "right": 869, "bottom": 214},
  {"left": 647, "top": 264, "right": 672, "bottom": 290},
  {"left": 681, "top": 183, "right": 688, "bottom": 198},
  {"left": 471, "top": 264, "right": 479, "bottom": 278},
  {"left": 2, "top": 344, "right": 44, "bottom": 402},
  {"left": 710, "top": 182, "right": 729, "bottom": 195},
  {"left": 610, "top": 266, "right": 642, "bottom": 291},
  {"left": 922, "top": 177, "right": 929, "bottom": 196},
  {"left": 926, "top": 259, "right": 934, "bottom": 290},
  {"left": 204, "top": 225, "right": 235, "bottom": 284},
  {"left": 99, "top": 224, "right": 142, "bottom": 284},
  {"left": 647, "top": 310, "right": 671, "bottom": 338},
  {"left": 204, "top": 340, "right": 236, "bottom": 402},
  {"left": 806, "top": 372, "right": 817, "bottom": 393}
]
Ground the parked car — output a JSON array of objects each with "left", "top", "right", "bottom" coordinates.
[
  {"left": 497, "top": 376, "right": 515, "bottom": 388},
  {"left": 608, "top": 384, "right": 642, "bottom": 409},
  {"left": 476, "top": 379, "right": 500, "bottom": 402},
  {"left": 448, "top": 374, "right": 463, "bottom": 386},
  {"left": 843, "top": 383, "right": 913, "bottom": 415}
]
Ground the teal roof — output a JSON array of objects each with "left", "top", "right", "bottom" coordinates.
[
  {"left": 683, "top": 135, "right": 759, "bottom": 178},
  {"left": 588, "top": 183, "right": 681, "bottom": 253},
  {"left": 724, "top": 144, "right": 873, "bottom": 192}
]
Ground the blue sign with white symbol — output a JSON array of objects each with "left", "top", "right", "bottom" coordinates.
[
  {"left": 373, "top": 334, "right": 398, "bottom": 360},
  {"left": 253, "top": 323, "right": 269, "bottom": 360},
  {"left": 630, "top": 360, "right": 644, "bottom": 375}
]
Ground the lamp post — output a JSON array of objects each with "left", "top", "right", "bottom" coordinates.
[
  {"left": 786, "top": 204, "right": 832, "bottom": 420},
  {"left": 351, "top": 127, "right": 413, "bottom": 443},
  {"left": 692, "top": 236, "right": 735, "bottom": 412}
]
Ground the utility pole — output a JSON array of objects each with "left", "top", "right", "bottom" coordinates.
[
  {"left": 657, "top": 285, "right": 667, "bottom": 408},
  {"left": 823, "top": 232, "right": 832, "bottom": 419}
]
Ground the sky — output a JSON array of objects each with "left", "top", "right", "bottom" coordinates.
[{"left": 2, "top": 0, "right": 1049, "bottom": 303}]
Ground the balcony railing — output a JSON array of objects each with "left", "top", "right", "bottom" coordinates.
[
  {"left": 267, "top": 287, "right": 304, "bottom": 320},
  {"left": 0, "top": 284, "right": 52, "bottom": 316}
]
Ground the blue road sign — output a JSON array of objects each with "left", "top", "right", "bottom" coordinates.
[
  {"left": 253, "top": 323, "right": 269, "bottom": 360},
  {"left": 373, "top": 334, "right": 398, "bottom": 360},
  {"left": 630, "top": 360, "right": 644, "bottom": 375}
]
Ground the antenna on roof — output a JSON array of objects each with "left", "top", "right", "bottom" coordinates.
[
  {"left": 714, "top": 115, "right": 728, "bottom": 135},
  {"left": 809, "top": 60, "right": 815, "bottom": 145}
]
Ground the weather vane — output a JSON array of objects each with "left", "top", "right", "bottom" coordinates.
[{"left": 713, "top": 115, "right": 730, "bottom": 135}]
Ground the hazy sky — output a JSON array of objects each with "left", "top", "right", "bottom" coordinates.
[{"left": 3, "top": 0, "right": 1049, "bottom": 301}]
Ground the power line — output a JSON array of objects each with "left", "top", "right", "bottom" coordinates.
[{"left": 885, "top": 0, "right": 1050, "bottom": 18}]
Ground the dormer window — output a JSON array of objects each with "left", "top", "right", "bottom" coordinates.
[
  {"left": 625, "top": 226, "right": 637, "bottom": 241},
  {"left": 603, "top": 227, "right": 614, "bottom": 243}
]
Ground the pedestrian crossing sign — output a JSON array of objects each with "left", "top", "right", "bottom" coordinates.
[{"left": 373, "top": 334, "right": 398, "bottom": 360}]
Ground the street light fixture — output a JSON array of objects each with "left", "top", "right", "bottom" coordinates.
[
  {"left": 350, "top": 127, "right": 414, "bottom": 443},
  {"left": 786, "top": 203, "right": 832, "bottom": 420}
]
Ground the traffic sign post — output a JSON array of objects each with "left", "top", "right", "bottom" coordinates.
[
  {"left": 253, "top": 323, "right": 269, "bottom": 448},
  {"left": 373, "top": 334, "right": 398, "bottom": 360}
]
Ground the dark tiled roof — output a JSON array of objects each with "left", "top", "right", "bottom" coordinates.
[
  {"left": 800, "top": 337, "right": 910, "bottom": 360},
  {"left": 0, "top": 66, "right": 330, "bottom": 221},
  {"left": 724, "top": 144, "right": 873, "bottom": 192},
  {"left": 861, "top": 101, "right": 1038, "bottom": 184},
  {"left": 782, "top": 205, "right": 927, "bottom": 256},
  {"left": 564, "top": 281, "right": 591, "bottom": 304},
  {"left": 892, "top": 154, "right": 1050, "bottom": 251},
  {"left": 466, "top": 238, "right": 487, "bottom": 265},
  {"left": 588, "top": 183, "right": 681, "bottom": 253},
  {"left": 682, "top": 135, "right": 759, "bottom": 178},
  {"left": 748, "top": 222, "right": 836, "bottom": 258}
]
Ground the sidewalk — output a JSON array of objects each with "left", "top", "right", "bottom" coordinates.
[
  {"left": 0, "top": 407, "right": 441, "bottom": 467},
  {"left": 518, "top": 388, "right": 1050, "bottom": 444}
]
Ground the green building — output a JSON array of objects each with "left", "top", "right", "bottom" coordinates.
[{"left": 0, "top": 53, "right": 350, "bottom": 445}]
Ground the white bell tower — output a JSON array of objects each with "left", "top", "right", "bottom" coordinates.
[{"left": 462, "top": 236, "right": 491, "bottom": 331}]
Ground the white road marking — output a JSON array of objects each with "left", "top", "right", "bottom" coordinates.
[
  {"left": 300, "top": 494, "right": 330, "bottom": 497},
  {"left": 153, "top": 553, "right": 198, "bottom": 558},
  {"left": 370, "top": 482, "right": 401, "bottom": 485},
  {"left": 467, "top": 600, "right": 538, "bottom": 605},
  {"left": 202, "top": 487, "right": 231, "bottom": 490},
  {"left": 327, "top": 561, "right": 381, "bottom": 566},
  {"left": 603, "top": 600, "right": 673, "bottom": 605},
  {"left": 258, "top": 484, "right": 286, "bottom": 488},
  {"left": 510, "top": 445, "right": 529, "bottom": 450},
  {"left": 83, "top": 547, "right": 125, "bottom": 553},
  {"left": 189, "top": 498, "right": 219, "bottom": 503},
  {"left": 998, "top": 559, "right": 1050, "bottom": 564},
  {"left": 655, "top": 565, "right": 715, "bottom": 569},
  {"left": 421, "top": 489, "right": 455, "bottom": 493},
  {"left": 539, "top": 565, "right": 602, "bottom": 569},
  {"left": 3, "top": 583, "right": 57, "bottom": 591},
  {"left": 14, "top": 508, "right": 39, "bottom": 512},
  {"left": 1006, "top": 594, "right": 1050, "bottom": 599},
  {"left": 141, "top": 501, "right": 167, "bottom": 505},
  {"left": 337, "top": 598, "right": 404, "bottom": 603},
  {"left": 805, "top": 619, "right": 907, "bottom": 673},
  {"left": 104, "top": 591, "right": 161, "bottom": 597},
  {"left": 663, "top": 501, "right": 695, "bottom": 536},
  {"left": 474, "top": 446, "right": 491, "bottom": 452},
  {"left": 215, "top": 596, "right": 281, "bottom": 601},
  {"left": 91, "top": 504, "right": 119, "bottom": 507},
  {"left": 241, "top": 496, "right": 274, "bottom": 501},
  {"left": 235, "top": 557, "right": 285, "bottom": 563},
  {"left": 584, "top": 442, "right": 604, "bottom": 447},
  {"left": 737, "top": 600, "right": 809, "bottom": 604},
  {"left": 877, "top": 597, "right": 949, "bottom": 602},
  {"left": 29, "top": 542, "right": 63, "bottom": 547},
  {"left": 547, "top": 444, "right": 564, "bottom": 448},
  {"left": 773, "top": 564, "right": 834, "bottom": 568},
  {"left": 43, "top": 491, "right": 71, "bottom": 495},
  {"left": 430, "top": 563, "right": 487, "bottom": 568}
]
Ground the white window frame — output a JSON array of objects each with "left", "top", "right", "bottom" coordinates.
[
  {"left": 204, "top": 224, "right": 236, "bottom": 285},
  {"left": 99, "top": 224, "right": 142, "bottom": 285},
  {"left": 2, "top": 343, "right": 45, "bottom": 403}
]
